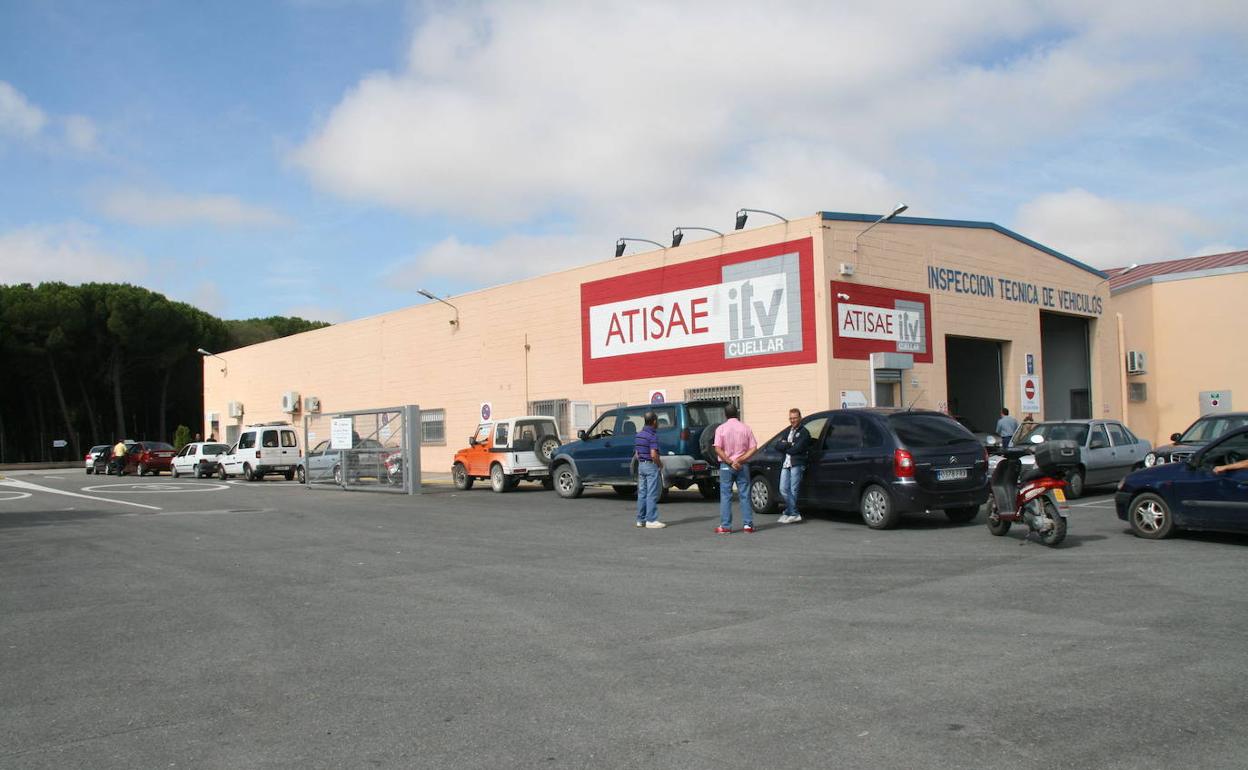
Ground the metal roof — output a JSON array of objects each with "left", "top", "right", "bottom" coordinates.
[{"left": 1107, "top": 249, "right": 1248, "bottom": 292}]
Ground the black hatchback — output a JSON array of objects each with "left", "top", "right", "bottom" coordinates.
[{"left": 747, "top": 408, "right": 989, "bottom": 529}]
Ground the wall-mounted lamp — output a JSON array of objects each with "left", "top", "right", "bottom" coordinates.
[
  {"left": 197, "top": 348, "right": 227, "bottom": 375},
  {"left": 836, "top": 293, "right": 851, "bottom": 301},
  {"left": 614, "top": 238, "right": 666, "bottom": 258},
  {"left": 417, "top": 289, "right": 460, "bottom": 327},
  {"left": 734, "top": 208, "right": 789, "bottom": 230},
  {"left": 671, "top": 226, "right": 725, "bottom": 247},
  {"left": 852, "top": 203, "right": 909, "bottom": 253}
]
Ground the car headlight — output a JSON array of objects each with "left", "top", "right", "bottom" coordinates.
[{"left": 1144, "top": 453, "right": 1156, "bottom": 467}]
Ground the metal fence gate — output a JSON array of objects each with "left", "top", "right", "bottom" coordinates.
[{"left": 302, "top": 405, "right": 422, "bottom": 494}]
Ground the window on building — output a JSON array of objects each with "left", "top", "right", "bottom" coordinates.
[
  {"left": 421, "top": 409, "right": 446, "bottom": 446},
  {"left": 684, "top": 385, "right": 743, "bottom": 417}
]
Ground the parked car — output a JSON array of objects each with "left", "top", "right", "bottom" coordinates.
[
  {"left": 171, "top": 442, "right": 230, "bottom": 479},
  {"left": 1116, "top": 426, "right": 1248, "bottom": 538},
  {"left": 298, "top": 437, "right": 388, "bottom": 485},
  {"left": 84, "top": 444, "right": 109, "bottom": 474},
  {"left": 107, "top": 441, "right": 177, "bottom": 476},
  {"left": 217, "top": 422, "right": 300, "bottom": 481},
  {"left": 747, "top": 408, "right": 988, "bottom": 529},
  {"left": 1145, "top": 411, "right": 1248, "bottom": 467},
  {"left": 1011, "top": 419, "right": 1151, "bottom": 498},
  {"left": 451, "top": 416, "right": 562, "bottom": 492},
  {"left": 93, "top": 440, "right": 136, "bottom": 475},
  {"left": 551, "top": 400, "right": 728, "bottom": 499}
]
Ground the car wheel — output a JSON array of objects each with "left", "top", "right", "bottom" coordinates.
[
  {"left": 138, "top": 463, "right": 149, "bottom": 477},
  {"left": 612, "top": 484, "right": 638, "bottom": 498},
  {"left": 171, "top": 464, "right": 180, "bottom": 479},
  {"left": 296, "top": 466, "right": 306, "bottom": 484},
  {"left": 1066, "top": 468, "right": 1085, "bottom": 499},
  {"left": 85, "top": 466, "right": 92, "bottom": 475},
  {"left": 490, "top": 463, "right": 511, "bottom": 493},
  {"left": 333, "top": 465, "right": 344, "bottom": 486},
  {"left": 749, "top": 474, "right": 779, "bottom": 515},
  {"left": 1129, "top": 492, "right": 1175, "bottom": 539},
  {"left": 553, "top": 463, "right": 583, "bottom": 499},
  {"left": 860, "top": 484, "right": 899, "bottom": 529},
  {"left": 536, "top": 435, "right": 561, "bottom": 466},
  {"left": 243, "top": 463, "right": 256, "bottom": 482},
  {"left": 697, "top": 480, "right": 719, "bottom": 500},
  {"left": 1036, "top": 498, "right": 1068, "bottom": 547},
  {"left": 452, "top": 463, "right": 473, "bottom": 490},
  {"left": 945, "top": 505, "right": 979, "bottom": 524},
  {"left": 283, "top": 469, "right": 295, "bottom": 481},
  {"left": 218, "top": 464, "right": 228, "bottom": 480},
  {"left": 194, "top": 465, "right": 204, "bottom": 479}
]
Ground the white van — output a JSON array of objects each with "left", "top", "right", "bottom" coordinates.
[{"left": 217, "top": 422, "right": 301, "bottom": 481}]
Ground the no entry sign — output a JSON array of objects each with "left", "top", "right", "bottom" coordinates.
[{"left": 1020, "top": 376, "right": 1041, "bottom": 413}]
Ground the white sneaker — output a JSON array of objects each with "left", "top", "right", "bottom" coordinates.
[
  {"left": 788, "top": 514, "right": 802, "bottom": 523},
  {"left": 634, "top": 521, "right": 645, "bottom": 528},
  {"left": 777, "top": 515, "right": 793, "bottom": 524},
  {"left": 645, "top": 521, "right": 667, "bottom": 529}
]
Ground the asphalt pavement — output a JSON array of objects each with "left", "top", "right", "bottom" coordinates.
[{"left": 1, "top": 470, "right": 1246, "bottom": 769}]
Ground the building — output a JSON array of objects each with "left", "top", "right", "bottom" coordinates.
[
  {"left": 202, "top": 211, "right": 1123, "bottom": 468},
  {"left": 1109, "top": 250, "right": 1248, "bottom": 444}
]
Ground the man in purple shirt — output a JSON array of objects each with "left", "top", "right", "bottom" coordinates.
[
  {"left": 633, "top": 411, "right": 665, "bottom": 529},
  {"left": 713, "top": 403, "right": 759, "bottom": 533}
]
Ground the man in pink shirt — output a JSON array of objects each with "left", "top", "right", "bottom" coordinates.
[{"left": 713, "top": 403, "right": 759, "bottom": 533}]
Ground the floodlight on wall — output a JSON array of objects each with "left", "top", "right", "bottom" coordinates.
[
  {"left": 734, "top": 208, "right": 789, "bottom": 230},
  {"left": 417, "top": 289, "right": 460, "bottom": 327},
  {"left": 614, "top": 238, "right": 666, "bottom": 258},
  {"left": 671, "top": 226, "right": 725, "bottom": 247},
  {"left": 197, "top": 348, "right": 227, "bottom": 375},
  {"left": 852, "top": 203, "right": 908, "bottom": 254}
]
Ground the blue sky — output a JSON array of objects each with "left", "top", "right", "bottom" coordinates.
[{"left": 2, "top": 1, "right": 1246, "bottom": 322}]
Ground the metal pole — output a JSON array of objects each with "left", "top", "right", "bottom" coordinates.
[{"left": 403, "top": 404, "right": 422, "bottom": 495}]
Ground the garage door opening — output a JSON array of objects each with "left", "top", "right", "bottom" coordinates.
[
  {"left": 945, "top": 336, "right": 1003, "bottom": 438},
  {"left": 1040, "top": 312, "right": 1091, "bottom": 419}
]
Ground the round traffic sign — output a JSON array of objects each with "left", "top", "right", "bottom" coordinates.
[
  {"left": 1024, "top": 379, "right": 1036, "bottom": 400},
  {"left": 480, "top": 402, "right": 492, "bottom": 421}
]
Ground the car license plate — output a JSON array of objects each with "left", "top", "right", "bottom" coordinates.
[
  {"left": 937, "top": 468, "right": 968, "bottom": 481},
  {"left": 1053, "top": 488, "right": 1066, "bottom": 502}
]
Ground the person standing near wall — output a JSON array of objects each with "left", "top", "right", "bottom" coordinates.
[
  {"left": 633, "top": 411, "right": 665, "bottom": 529},
  {"left": 775, "top": 408, "right": 811, "bottom": 524},
  {"left": 714, "top": 404, "right": 759, "bottom": 534},
  {"left": 996, "top": 408, "right": 1020, "bottom": 448}
]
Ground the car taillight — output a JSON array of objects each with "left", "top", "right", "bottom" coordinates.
[
  {"left": 893, "top": 448, "right": 915, "bottom": 478},
  {"left": 692, "top": 462, "right": 707, "bottom": 472},
  {"left": 680, "top": 429, "right": 690, "bottom": 441},
  {"left": 85, "top": 453, "right": 92, "bottom": 460}
]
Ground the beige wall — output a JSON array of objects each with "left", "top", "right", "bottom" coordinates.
[
  {"left": 203, "top": 213, "right": 1117, "bottom": 471},
  {"left": 1115, "top": 271, "right": 1248, "bottom": 445}
]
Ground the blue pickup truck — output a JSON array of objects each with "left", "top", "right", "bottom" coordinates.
[{"left": 550, "top": 400, "right": 730, "bottom": 500}]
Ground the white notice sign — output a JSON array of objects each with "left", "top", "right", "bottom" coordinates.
[
  {"left": 840, "top": 390, "right": 868, "bottom": 409},
  {"left": 1020, "top": 376, "right": 1042, "bottom": 414},
  {"left": 331, "top": 418, "right": 354, "bottom": 450}
]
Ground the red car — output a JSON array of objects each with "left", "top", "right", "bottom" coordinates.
[{"left": 119, "top": 441, "right": 177, "bottom": 476}]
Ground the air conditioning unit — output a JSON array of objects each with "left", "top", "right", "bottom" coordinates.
[
  {"left": 281, "top": 391, "right": 300, "bottom": 413},
  {"left": 304, "top": 395, "right": 321, "bottom": 413},
  {"left": 1126, "top": 350, "right": 1147, "bottom": 375},
  {"left": 227, "top": 401, "right": 244, "bottom": 418}
]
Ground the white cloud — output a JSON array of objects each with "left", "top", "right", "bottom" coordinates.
[
  {"left": 386, "top": 232, "right": 603, "bottom": 289},
  {"left": 63, "top": 115, "right": 98, "bottom": 152},
  {"left": 0, "top": 222, "right": 141, "bottom": 285},
  {"left": 97, "top": 188, "right": 290, "bottom": 228},
  {"left": 1014, "top": 189, "right": 1211, "bottom": 268},
  {"left": 0, "top": 81, "right": 47, "bottom": 138}
]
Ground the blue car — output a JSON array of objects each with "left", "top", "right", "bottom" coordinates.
[{"left": 1116, "top": 426, "right": 1248, "bottom": 538}]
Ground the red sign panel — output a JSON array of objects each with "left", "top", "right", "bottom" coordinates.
[
  {"left": 830, "top": 280, "right": 934, "bottom": 363},
  {"left": 581, "top": 239, "right": 816, "bottom": 384}
]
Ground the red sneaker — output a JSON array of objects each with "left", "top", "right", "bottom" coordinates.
[
  {"left": 743, "top": 524, "right": 756, "bottom": 533},
  {"left": 715, "top": 526, "right": 732, "bottom": 534}
]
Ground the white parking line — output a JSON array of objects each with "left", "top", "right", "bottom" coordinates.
[{"left": 0, "top": 478, "right": 160, "bottom": 511}]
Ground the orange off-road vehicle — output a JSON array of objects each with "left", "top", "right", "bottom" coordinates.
[{"left": 451, "top": 416, "right": 562, "bottom": 492}]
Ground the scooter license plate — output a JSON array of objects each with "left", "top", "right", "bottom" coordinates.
[{"left": 1053, "top": 488, "right": 1066, "bottom": 502}]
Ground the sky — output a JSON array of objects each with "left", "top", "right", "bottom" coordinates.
[{"left": 1, "top": 0, "right": 1246, "bottom": 323}]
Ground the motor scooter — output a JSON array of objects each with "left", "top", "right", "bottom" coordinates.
[
  {"left": 382, "top": 450, "right": 403, "bottom": 486},
  {"left": 984, "top": 435, "right": 1077, "bottom": 547}
]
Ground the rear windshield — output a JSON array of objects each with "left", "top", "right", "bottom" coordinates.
[
  {"left": 888, "top": 413, "right": 977, "bottom": 447},
  {"left": 145, "top": 442, "right": 174, "bottom": 450},
  {"left": 203, "top": 443, "right": 229, "bottom": 454},
  {"left": 1180, "top": 415, "right": 1248, "bottom": 444},
  {"left": 1017, "top": 423, "right": 1089, "bottom": 445},
  {"left": 686, "top": 402, "right": 728, "bottom": 427}
]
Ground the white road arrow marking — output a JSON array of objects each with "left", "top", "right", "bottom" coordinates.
[{"left": 0, "top": 478, "right": 161, "bottom": 511}]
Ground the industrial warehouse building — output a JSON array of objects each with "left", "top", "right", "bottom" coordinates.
[{"left": 202, "top": 211, "right": 1128, "bottom": 470}]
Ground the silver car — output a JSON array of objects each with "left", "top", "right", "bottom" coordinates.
[{"left": 1013, "top": 419, "right": 1152, "bottom": 498}]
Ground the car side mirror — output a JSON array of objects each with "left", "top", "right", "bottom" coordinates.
[
  {"left": 468, "top": 437, "right": 478, "bottom": 447},
  {"left": 1170, "top": 432, "right": 1183, "bottom": 443},
  {"left": 577, "top": 429, "right": 587, "bottom": 440}
]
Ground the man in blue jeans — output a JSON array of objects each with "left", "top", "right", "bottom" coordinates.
[
  {"left": 713, "top": 404, "right": 759, "bottom": 533},
  {"left": 633, "top": 411, "right": 665, "bottom": 529},
  {"left": 776, "top": 408, "right": 812, "bottom": 524}
]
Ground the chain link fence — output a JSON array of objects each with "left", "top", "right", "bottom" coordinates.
[{"left": 302, "top": 405, "right": 421, "bottom": 494}]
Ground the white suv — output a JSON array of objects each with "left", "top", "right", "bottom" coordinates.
[{"left": 217, "top": 423, "right": 301, "bottom": 481}]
